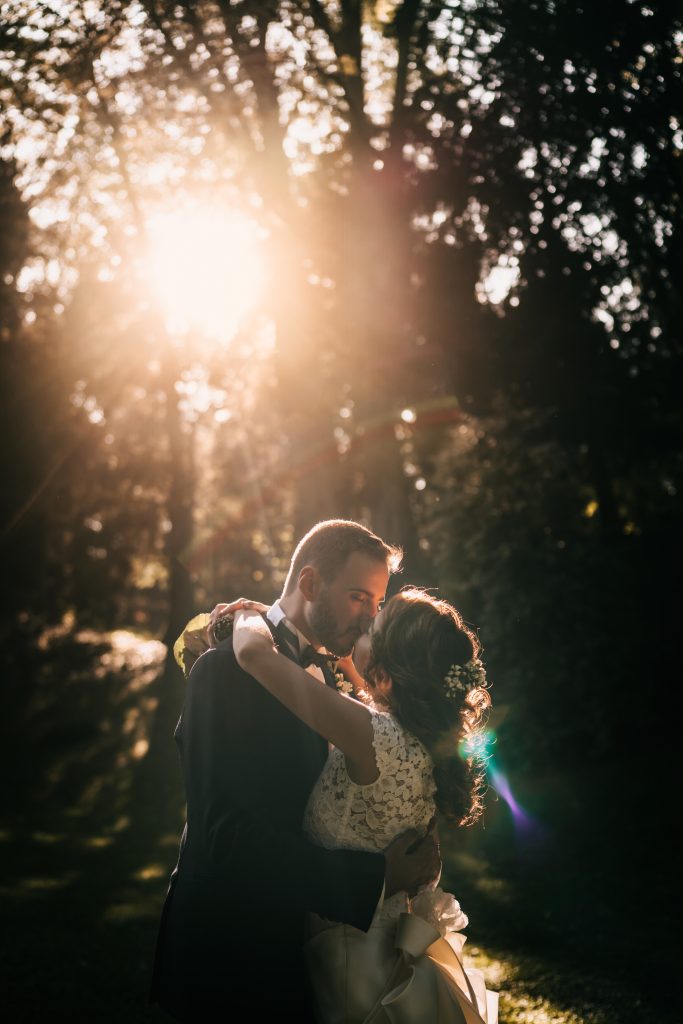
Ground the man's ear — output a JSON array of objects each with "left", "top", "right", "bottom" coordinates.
[
  {"left": 298, "top": 565, "right": 321, "bottom": 602},
  {"left": 371, "top": 667, "right": 393, "bottom": 698},
  {"left": 368, "top": 667, "right": 395, "bottom": 708},
  {"left": 374, "top": 671, "right": 395, "bottom": 696}
]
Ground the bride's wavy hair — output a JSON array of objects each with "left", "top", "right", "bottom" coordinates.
[{"left": 364, "top": 588, "right": 491, "bottom": 827}]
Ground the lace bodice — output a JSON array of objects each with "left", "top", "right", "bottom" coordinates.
[
  {"left": 300, "top": 709, "right": 495, "bottom": 1024},
  {"left": 304, "top": 708, "right": 474, "bottom": 945},
  {"left": 303, "top": 708, "right": 437, "bottom": 855}
]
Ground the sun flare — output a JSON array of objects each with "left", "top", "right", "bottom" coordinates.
[{"left": 145, "top": 206, "right": 265, "bottom": 346}]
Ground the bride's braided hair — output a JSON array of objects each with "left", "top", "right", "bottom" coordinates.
[{"left": 365, "top": 588, "right": 490, "bottom": 827}]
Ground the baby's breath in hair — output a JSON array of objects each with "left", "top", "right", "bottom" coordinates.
[
  {"left": 444, "top": 658, "right": 487, "bottom": 700},
  {"left": 364, "top": 587, "right": 491, "bottom": 827}
]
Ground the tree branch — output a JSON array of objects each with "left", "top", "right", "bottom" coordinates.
[
  {"left": 308, "top": 0, "right": 339, "bottom": 48},
  {"left": 139, "top": 1, "right": 253, "bottom": 149},
  {"left": 308, "top": 0, "right": 369, "bottom": 149},
  {"left": 388, "top": 0, "right": 422, "bottom": 157}
]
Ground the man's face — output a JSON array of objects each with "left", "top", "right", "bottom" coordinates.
[
  {"left": 351, "top": 604, "right": 385, "bottom": 678},
  {"left": 307, "top": 552, "right": 389, "bottom": 656}
]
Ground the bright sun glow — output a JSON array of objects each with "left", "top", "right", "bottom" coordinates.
[{"left": 146, "top": 206, "right": 265, "bottom": 346}]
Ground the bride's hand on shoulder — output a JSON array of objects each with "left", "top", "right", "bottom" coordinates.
[
  {"left": 174, "top": 599, "right": 269, "bottom": 677},
  {"left": 208, "top": 598, "right": 269, "bottom": 645}
]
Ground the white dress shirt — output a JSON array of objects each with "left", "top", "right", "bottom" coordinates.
[{"left": 266, "top": 600, "right": 327, "bottom": 682}]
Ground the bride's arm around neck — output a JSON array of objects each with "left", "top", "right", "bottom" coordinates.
[{"left": 233, "top": 612, "right": 379, "bottom": 784}]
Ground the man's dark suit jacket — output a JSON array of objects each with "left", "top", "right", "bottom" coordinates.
[{"left": 150, "top": 626, "right": 385, "bottom": 1021}]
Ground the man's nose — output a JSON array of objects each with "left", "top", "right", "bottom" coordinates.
[{"left": 358, "top": 612, "right": 374, "bottom": 634}]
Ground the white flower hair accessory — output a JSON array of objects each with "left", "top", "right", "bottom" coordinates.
[{"left": 444, "top": 657, "right": 486, "bottom": 699}]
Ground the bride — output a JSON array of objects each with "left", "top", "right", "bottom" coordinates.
[{"left": 201, "top": 587, "right": 498, "bottom": 1024}]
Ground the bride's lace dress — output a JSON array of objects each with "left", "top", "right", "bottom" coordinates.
[{"left": 302, "top": 708, "right": 498, "bottom": 1024}]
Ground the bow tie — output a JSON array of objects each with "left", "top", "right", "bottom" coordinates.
[
  {"left": 274, "top": 621, "right": 337, "bottom": 672},
  {"left": 300, "top": 646, "right": 338, "bottom": 671}
]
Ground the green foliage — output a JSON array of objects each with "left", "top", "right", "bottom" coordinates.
[
  {"left": 421, "top": 399, "right": 679, "bottom": 770},
  {"left": 0, "top": 1, "right": 680, "bottom": 765}
]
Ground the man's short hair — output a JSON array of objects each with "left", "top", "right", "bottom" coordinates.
[{"left": 282, "top": 520, "right": 402, "bottom": 595}]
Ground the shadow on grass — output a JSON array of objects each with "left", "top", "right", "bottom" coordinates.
[{"left": 1, "top": 620, "right": 182, "bottom": 1021}]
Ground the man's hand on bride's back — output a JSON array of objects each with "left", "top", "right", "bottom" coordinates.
[{"left": 383, "top": 823, "right": 442, "bottom": 898}]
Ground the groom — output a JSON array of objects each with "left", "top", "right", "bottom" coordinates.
[{"left": 151, "top": 519, "right": 440, "bottom": 1021}]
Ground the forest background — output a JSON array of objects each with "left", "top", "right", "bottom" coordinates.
[{"left": 0, "top": 2, "right": 680, "bottom": 1021}]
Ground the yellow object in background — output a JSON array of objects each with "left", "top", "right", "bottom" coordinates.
[{"left": 173, "top": 612, "right": 212, "bottom": 678}]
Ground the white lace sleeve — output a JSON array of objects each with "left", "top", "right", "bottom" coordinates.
[
  {"left": 303, "top": 709, "right": 437, "bottom": 854},
  {"left": 369, "top": 710, "right": 408, "bottom": 778}
]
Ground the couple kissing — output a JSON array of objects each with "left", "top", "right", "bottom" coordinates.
[{"left": 151, "top": 519, "right": 497, "bottom": 1023}]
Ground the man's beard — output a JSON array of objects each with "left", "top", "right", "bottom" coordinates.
[{"left": 309, "top": 588, "right": 357, "bottom": 656}]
